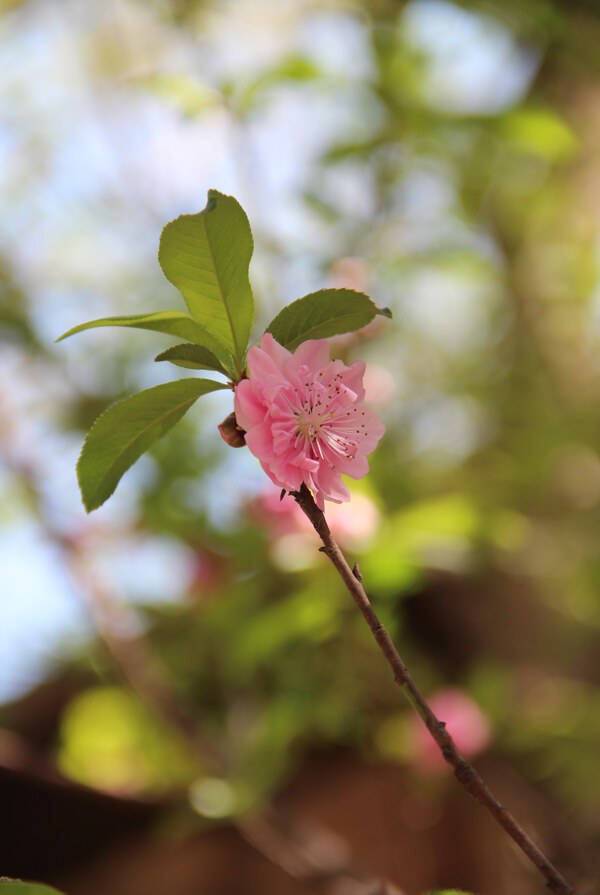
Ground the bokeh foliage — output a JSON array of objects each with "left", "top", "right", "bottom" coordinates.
[{"left": 1, "top": 0, "right": 600, "bottom": 889}]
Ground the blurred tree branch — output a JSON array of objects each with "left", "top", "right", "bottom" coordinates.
[
  {"left": 292, "top": 483, "right": 579, "bottom": 895},
  {"left": 0, "top": 391, "right": 405, "bottom": 895}
]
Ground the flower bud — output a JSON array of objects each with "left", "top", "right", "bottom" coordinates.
[{"left": 218, "top": 412, "right": 246, "bottom": 448}]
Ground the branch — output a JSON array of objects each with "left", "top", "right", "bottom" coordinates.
[
  {"left": 292, "top": 483, "right": 579, "bottom": 895},
  {"left": 0, "top": 393, "right": 405, "bottom": 895}
]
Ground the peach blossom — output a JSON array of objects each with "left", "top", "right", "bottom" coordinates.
[
  {"left": 235, "top": 334, "right": 385, "bottom": 509},
  {"left": 409, "top": 687, "right": 491, "bottom": 774}
]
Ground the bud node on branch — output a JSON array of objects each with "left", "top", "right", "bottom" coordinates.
[{"left": 292, "top": 482, "right": 579, "bottom": 895}]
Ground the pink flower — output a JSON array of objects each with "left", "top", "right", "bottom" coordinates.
[
  {"left": 408, "top": 687, "right": 491, "bottom": 774},
  {"left": 248, "top": 488, "right": 314, "bottom": 537},
  {"left": 249, "top": 486, "right": 380, "bottom": 549},
  {"left": 234, "top": 334, "right": 385, "bottom": 509}
]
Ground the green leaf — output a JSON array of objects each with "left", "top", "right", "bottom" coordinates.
[
  {"left": 158, "top": 190, "right": 254, "bottom": 375},
  {"left": 0, "top": 883, "right": 69, "bottom": 895},
  {"left": 77, "top": 378, "right": 228, "bottom": 512},
  {"left": 498, "top": 107, "right": 578, "bottom": 163},
  {"left": 426, "top": 891, "right": 474, "bottom": 894},
  {"left": 265, "top": 288, "right": 392, "bottom": 352},
  {"left": 56, "top": 310, "right": 230, "bottom": 360},
  {"left": 137, "top": 73, "right": 220, "bottom": 118},
  {"left": 154, "top": 343, "right": 229, "bottom": 375},
  {"left": 237, "top": 55, "right": 320, "bottom": 111}
]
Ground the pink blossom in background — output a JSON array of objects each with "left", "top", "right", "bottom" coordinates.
[
  {"left": 187, "top": 550, "right": 224, "bottom": 601},
  {"left": 325, "top": 492, "right": 381, "bottom": 549},
  {"left": 235, "top": 334, "right": 385, "bottom": 509},
  {"left": 250, "top": 487, "right": 380, "bottom": 550},
  {"left": 329, "top": 256, "right": 371, "bottom": 293},
  {"left": 363, "top": 364, "right": 396, "bottom": 407},
  {"left": 409, "top": 687, "right": 491, "bottom": 774},
  {"left": 249, "top": 489, "right": 313, "bottom": 538}
]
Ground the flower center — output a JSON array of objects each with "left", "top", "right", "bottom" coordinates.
[
  {"left": 294, "top": 404, "right": 358, "bottom": 462},
  {"left": 295, "top": 409, "right": 323, "bottom": 442}
]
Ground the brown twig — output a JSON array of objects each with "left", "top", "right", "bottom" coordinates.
[{"left": 292, "top": 483, "right": 579, "bottom": 895}]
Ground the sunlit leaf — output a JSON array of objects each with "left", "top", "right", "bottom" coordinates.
[
  {"left": 0, "top": 884, "right": 68, "bottom": 895},
  {"left": 190, "top": 776, "right": 242, "bottom": 819},
  {"left": 138, "top": 73, "right": 221, "bottom": 117},
  {"left": 159, "top": 190, "right": 254, "bottom": 376},
  {"left": 265, "top": 288, "right": 391, "bottom": 352},
  {"left": 232, "top": 587, "right": 342, "bottom": 672},
  {"left": 77, "top": 378, "right": 228, "bottom": 511},
  {"left": 238, "top": 55, "right": 320, "bottom": 111},
  {"left": 427, "top": 891, "right": 474, "bottom": 895},
  {"left": 268, "top": 55, "right": 319, "bottom": 82},
  {"left": 155, "top": 343, "right": 229, "bottom": 375},
  {"left": 56, "top": 310, "right": 228, "bottom": 357},
  {"left": 58, "top": 687, "right": 196, "bottom": 792},
  {"left": 499, "top": 107, "right": 578, "bottom": 162}
]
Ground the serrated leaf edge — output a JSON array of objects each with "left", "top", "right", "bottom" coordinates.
[
  {"left": 158, "top": 189, "right": 255, "bottom": 376},
  {"left": 154, "top": 343, "right": 230, "bottom": 376},
  {"left": 77, "top": 379, "right": 228, "bottom": 512},
  {"left": 56, "top": 312, "right": 237, "bottom": 378},
  {"left": 266, "top": 288, "right": 389, "bottom": 349}
]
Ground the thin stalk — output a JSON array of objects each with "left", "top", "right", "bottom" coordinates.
[{"left": 292, "top": 483, "right": 578, "bottom": 895}]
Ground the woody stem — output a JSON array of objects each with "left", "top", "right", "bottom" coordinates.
[{"left": 291, "top": 483, "right": 578, "bottom": 895}]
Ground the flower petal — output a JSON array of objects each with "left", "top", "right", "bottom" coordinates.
[
  {"left": 313, "top": 463, "right": 350, "bottom": 504},
  {"left": 245, "top": 422, "right": 277, "bottom": 464},
  {"left": 234, "top": 380, "right": 266, "bottom": 430},
  {"left": 293, "top": 339, "right": 330, "bottom": 373},
  {"left": 236, "top": 332, "right": 385, "bottom": 508},
  {"left": 247, "top": 341, "right": 288, "bottom": 384}
]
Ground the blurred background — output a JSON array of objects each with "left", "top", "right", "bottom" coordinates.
[{"left": 1, "top": 0, "right": 599, "bottom": 893}]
